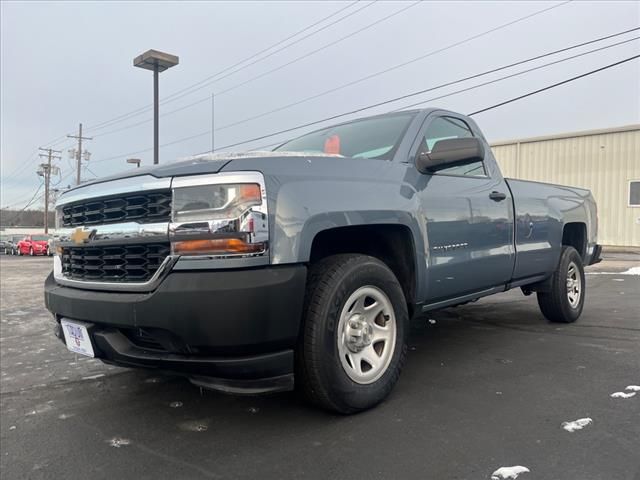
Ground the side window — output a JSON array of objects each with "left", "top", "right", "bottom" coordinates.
[
  {"left": 629, "top": 180, "right": 640, "bottom": 207},
  {"left": 420, "top": 116, "right": 487, "bottom": 177}
]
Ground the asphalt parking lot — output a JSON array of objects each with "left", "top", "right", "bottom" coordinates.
[{"left": 1, "top": 254, "right": 638, "bottom": 480}]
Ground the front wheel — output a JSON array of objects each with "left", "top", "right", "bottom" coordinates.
[
  {"left": 537, "top": 246, "right": 585, "bottom": 323},
  {"left": 29, "top": 248, "right": 34, "bottom": 256},
  {"left": 297, "top": 254, "right": 408, "bottom": 414}
]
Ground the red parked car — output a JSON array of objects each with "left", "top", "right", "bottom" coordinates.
[{"left": 17, "top": 234, "right": 50, "bottom": 256}]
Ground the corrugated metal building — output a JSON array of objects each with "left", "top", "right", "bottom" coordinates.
[{"left": 491, "top": 125, "right": 640, "bottom": 247}]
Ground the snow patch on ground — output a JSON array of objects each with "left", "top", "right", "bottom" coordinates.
[
  {"left": 178, "top": 420, "right": 209, "bottom": 432},
  {"left": 625, "top": 385, "right": 640, "bottom": 392},
  {"left": 107, "top": 437, "right": 131, "bottom": 448},
  {"left": 587, "top": 266, "right": 640, "bottom": 276},
  {"left": 562, "top": 417, "right": 593, "bottom": 432},
  {"left": 491, "top": 466, "right": 530, "bottom": 479},
  {"left": 611, "top": 391, "right": 636, "bottom": 399}
]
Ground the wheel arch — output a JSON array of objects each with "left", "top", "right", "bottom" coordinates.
[
  {"left": 562, "top": 222, "right": 587, "bottom": 260},
  {"left": 306, "top": 223, "right": 420, "bottom": 316}
]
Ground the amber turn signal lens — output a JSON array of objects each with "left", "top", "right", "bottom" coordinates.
[
  {"left": 239, "top": 184, "right": 261, "bottom": 202},
  {"left": 173, "top": 238, "right": 264, "bottom": 255}
]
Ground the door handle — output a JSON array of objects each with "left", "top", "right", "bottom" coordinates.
[{"left": 489, "top": 191, "right": 507, "bottom": 201}]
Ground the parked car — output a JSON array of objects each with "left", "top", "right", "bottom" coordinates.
[
  {"left": 3, "top": 236, "right": 22, "bottom": 255},
  {"left": 0, "top": 236, "right": 10, "bottom": 254},
  {"left": 17, "top": 234, "right": 50, "bottom": 256},
  {"left": 45, "top": 108, "right": 600, "bottom": 413}
]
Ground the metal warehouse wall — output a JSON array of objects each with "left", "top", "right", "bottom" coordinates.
[{"left": 491, "top": 125, "right": 640, "bottom": 247}]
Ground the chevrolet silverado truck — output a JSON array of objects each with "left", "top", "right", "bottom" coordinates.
[{"left": 45, "top": 109, "right": 601, "bottom": 413}]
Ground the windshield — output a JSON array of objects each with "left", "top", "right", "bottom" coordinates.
[
  {"left": 274, "top": 112, "right": 416, "bottom": 160},
  {"left": 31, "top": 235, "right": 49, "bottom": 241}
]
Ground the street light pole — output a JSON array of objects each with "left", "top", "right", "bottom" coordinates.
[{"left": 133, "top": 50, "right": 179, "bottom": 165}]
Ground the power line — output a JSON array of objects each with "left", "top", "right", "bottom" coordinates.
[
  {"left": 210, "top": 26, "right": 640, "bottom": 135},
  {"left": 91, "top": 36, "right": 637, "bottom": 163},
  {"left": 144, "top": 1, "right": 380, "bottom": 109},
  {"left": 167, "top": 1, "right": 419, "bottom": 101},
  {"left": 91, "top": 0, "right": 417, "bottom": 136},
  {"left": 468, "top": 54, "right": 640, "bottom": 116},
  {"left": 6, "top": 0, "right": 573, "bottom": 186},
  {"left": 391, "top": 36, "right": 639, "bottom": 111},
  {"left": 192, "top": 42, "right": 640, "bottom": 153},
  {"left": 3, "top": 138, "right": 75, "bottom": 182},
  {"left": 1, "top": 183, "right": 44, "bottom": 216},
  {"left": 0, "top": 0, "right": 370, "bottom": 180},
  {"left": 84, "top": 1, "right": 371, "bottom": 133},
  {"left": 90, "top": 0, "right": 572, "bottom": 141}
]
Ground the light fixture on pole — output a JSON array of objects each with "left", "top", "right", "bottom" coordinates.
[
  {"left": 126, "top": 158, "right": 142, "bottom": 168},
  {"left": 133, "top": 49, "right": 179, "bottom": 165}
]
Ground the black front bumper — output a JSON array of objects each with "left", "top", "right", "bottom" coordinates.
[{"left": 46, "top": 265, "right": 307, "bottom": 392}]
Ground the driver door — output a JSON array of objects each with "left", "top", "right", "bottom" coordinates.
[{"left": 413, "top": 115, "right": 515, "bottom": 303}]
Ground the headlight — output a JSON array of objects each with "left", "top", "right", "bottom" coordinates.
[
  {"left": 169, "top": 174, "right": 268, "bottom": 257},
  {"left": 173, "top": 183, "right": 261, "bottom": 223}
]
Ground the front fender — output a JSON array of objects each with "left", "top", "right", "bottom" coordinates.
[{"left": 265, "top": 169, "right": 428, "bottom": 302}]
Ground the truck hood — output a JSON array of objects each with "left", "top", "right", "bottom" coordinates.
[{"left": 63, "top": 151, "right": 346, "bottom": 192}]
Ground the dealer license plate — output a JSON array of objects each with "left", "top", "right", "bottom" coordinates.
[{"left": 60, "top": 319, "right": 95, "bottom": 357}]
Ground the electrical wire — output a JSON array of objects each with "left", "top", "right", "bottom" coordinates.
[
  {"left": 468, "top": 54, "right": 640, "bottom": 116},
  {"left": 91, "top": 38, "right": 638, "bottom": 162},
  {"left": 91, "top": 0, "right": 419, "bottom": 136},
  {"left": 92, "top": 1, "right": 420, "bottom": 139},
  {"left": 189, "top": 43, "right": 640, "bottom": 153},
  {"left": 84, "top": 0, "right": 372, "bottom": 133},
  {"left": 1, "top": 183, "right": 44, "bottom": 213},
  {"left": 210, "top": 26, "right": 640, "bottom": 135},
  {"left": 0, "top": 1, "right": 369, "bottom": 182},
  {"left": 89, "top": 0, "right": 571, "bottom": 138}
]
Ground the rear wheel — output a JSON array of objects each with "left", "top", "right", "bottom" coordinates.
[
  {"left": 297, "top": 254, "right": 408, "bottom": 414},
  {"left": 537, "top": 246, "right": 585, "bottom": 323}
]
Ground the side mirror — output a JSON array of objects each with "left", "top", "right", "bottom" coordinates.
[{"left": 416, "top": 137, "right": 484, "bottom": 174}]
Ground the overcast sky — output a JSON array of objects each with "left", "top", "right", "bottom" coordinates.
[{"left": 1, "top": 0, "right": 639, "bottom": 209}]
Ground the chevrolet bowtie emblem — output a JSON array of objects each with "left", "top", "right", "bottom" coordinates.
[{"left": 70, "top": 227, "right": 95, "bottom": 245}]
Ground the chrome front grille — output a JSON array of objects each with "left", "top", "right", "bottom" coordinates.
[
  {"left": 61, "top": 190, "right": 172, "bottom": 228},
  {"left": 61, "top": 243, "right": 171, "bottom": 282}
]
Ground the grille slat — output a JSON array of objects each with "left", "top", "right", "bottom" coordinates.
[
  {"left": 61, "top": 243, "right": 170, "bottom": 282},
  {"left": 61, "top": 190, "right": 171, "bottom": 227}
]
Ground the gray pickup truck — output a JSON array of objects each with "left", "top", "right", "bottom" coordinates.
[{"left": 45, "top": 108, "right": 601, "bottom": 413}]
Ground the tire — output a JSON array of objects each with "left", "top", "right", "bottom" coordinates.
[
  {"left": 297, "top": 254, "right": 408, "bottom": 414},
  {"left": 29, "top": 248, "right": 34, "bottom": 256},
  {"left": 537, "top": 246, "right": 585, "bottom": 323}
]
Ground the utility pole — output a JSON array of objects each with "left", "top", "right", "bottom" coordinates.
[
  {"left": 67, "top": 123, "right": 92, "bottom": 185},
  {"left": 38, "top": 148, "right": 61, "bottom": 234}
]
